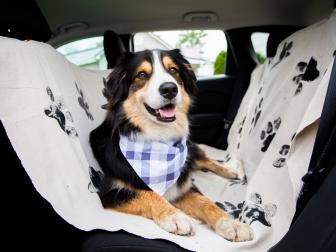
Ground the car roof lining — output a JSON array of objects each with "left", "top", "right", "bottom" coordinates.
[
  {"left": 36, "top": 0, "right": 333, "bottom": 40},
  {"left": 1, "top": 0, "right": 334, "bottom": 43}
]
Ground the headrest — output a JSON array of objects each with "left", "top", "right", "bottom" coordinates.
[{"left": 103, "top": 30, "right": 126, "bottom": 69}]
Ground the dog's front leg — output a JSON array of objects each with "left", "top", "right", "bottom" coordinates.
[
  {"left": 193, "top": 145, "right": 245, "bottom": 180},
  {"left": 111, "top": 190, "right": 195, "bottom": 236},
  {"left": 173, "top": 191, "right": 253, "bottom": 241},
  {"left": 195, "top": 158, "right": 244, "bottom": 180}
]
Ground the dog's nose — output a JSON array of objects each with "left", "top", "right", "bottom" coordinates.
[{"left": 159, "top": 82, "right": 178, "bottom": 100}]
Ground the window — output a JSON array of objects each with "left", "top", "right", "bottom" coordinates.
[
  {"left": 56, "top": 37, "right": 107, "bottom": 70},
  {"left": 133, "top": 30, "right": 227, "bottom": 77},
  {"left": 251, "top": 32, "right": 269, "bottom": 64}
]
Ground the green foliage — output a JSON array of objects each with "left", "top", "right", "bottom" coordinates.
[
  {"left": 176, "top": 30, "right": 207, "bottom": 48},
  {"left": 256, "top": 52, "right": 266, "bottom": 64},
  {"left": 214, "top": 50, "right": 226, "bottom": 75}
]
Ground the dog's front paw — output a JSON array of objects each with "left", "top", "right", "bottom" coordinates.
[
  {"left": 156, "top": 211, "right": 195, "bottom": 236},
  {"left": 215, "top": 218, "right": 253, "bottom": 242},
  {"left": 226, "top": 159, "right": 246, "bottom": 181}
]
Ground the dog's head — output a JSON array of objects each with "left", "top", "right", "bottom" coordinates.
[{"left": 104, "top": 49, "right": 197, "bottom": 141}]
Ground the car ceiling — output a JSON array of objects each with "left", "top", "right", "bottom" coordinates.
[{"left": 2, "top": 0, "right": 334, "bottom": 44}]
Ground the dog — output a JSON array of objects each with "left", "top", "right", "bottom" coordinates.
[{"left": 90, "top": 49, "right": 253, "bottom": 241}]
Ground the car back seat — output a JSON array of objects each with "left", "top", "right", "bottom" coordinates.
[{"left": 0, "top": 10, "right": 335, "bottom": 252}]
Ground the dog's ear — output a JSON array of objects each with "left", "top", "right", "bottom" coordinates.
[
  {"left": 102, "top": 52, "right": 134, "bottom": 110},
  {"left": 168, "top": 49, "right": 197, "bottom": 96}
]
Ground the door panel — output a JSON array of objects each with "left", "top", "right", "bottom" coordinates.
[{"left": 190, "top": 75, "right": 235, "bottom": 146}]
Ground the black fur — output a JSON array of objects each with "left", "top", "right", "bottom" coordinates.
[{"left": 90, "top": 49, "right": 198, "bottom": 207}]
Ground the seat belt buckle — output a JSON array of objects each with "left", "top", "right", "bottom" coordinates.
[
  {"left": 302, "top": 167, "right": 326, "bottom": 184},
  {"left": 223, "top": 118, "right": 233, "bottom": 130}
]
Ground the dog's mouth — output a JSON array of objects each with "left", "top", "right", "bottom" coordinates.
[{"left": 144, "top": 103, "right": 176, "bottom": 122}]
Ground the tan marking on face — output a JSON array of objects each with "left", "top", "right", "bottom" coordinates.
[
  {"left": 136, "top": 61, "right": 152, "bottom": 76},
  {"left": 130, "top": 61, "right": 152, "bottom": 93},
  {"left": 162, "top": 56, "right": 181, "bottom": 84},
  {"left": 162, "top": 55, "right": 179, "bottom": 73}
]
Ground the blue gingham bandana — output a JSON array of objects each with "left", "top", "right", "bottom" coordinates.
[{"left": 119, "top": 135, "right": 188, "bottom": 196}]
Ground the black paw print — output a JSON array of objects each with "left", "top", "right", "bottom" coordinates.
[
  {"left": 236, "top": 116, "right": 246, "bottom": 149},
  {"left": 88, "top": 166, "right": 103, "bottom": 193},
  {"left": 216, "top": 193, "right": 277, "bottom": 227},
  {"left": 272, "top": 144, "right": 290, "bottom": 168},
  {"left": 260, "top": 117, "right": 281, "bottom": 152},
  {"left": 258, "top": 86, "right": 263, "bottom": 94},
  {"left": 75, "top": 82, "right": 94, "bottom": 120},
  {"left": 291, "top": 133, "right": 296, "bottom": 142},
  {"left": 271, "top": 41, "right": 293, "bottom": 69},
  {"left": 216, "top": 201, "right": 244, "bottom": 219},
  {"left": 215, "top": 153, "right": 231, "bottom": 164},
  {"left": 44, "top": 87, "right": 78, "bottom": 137},
  {"left": 292, "top": 57, "right": 320, "bottom": 96},
  {"left": 250, "top": 98, "right": 263, "bottom": 131},
  {"left": 241, "top": 193, "right": 277, "bottom": 227}
]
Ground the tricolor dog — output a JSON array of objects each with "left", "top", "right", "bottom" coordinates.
[{"left": 90, "top": 49, "right": 253, "bottom": 241}]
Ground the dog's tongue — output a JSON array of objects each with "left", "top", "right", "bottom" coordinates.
[{"left": 158, "top": 106, "right": 176, "bottom": 118}]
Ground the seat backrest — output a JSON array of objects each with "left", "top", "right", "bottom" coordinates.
[
  {"left": 220, "top": 10, "right": 336, "bottom": 200},
  {"left": 0, "top": 36, "right": 110, "bottom": 219}
]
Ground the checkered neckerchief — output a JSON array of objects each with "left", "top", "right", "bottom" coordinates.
[{"left": 119, "top": 135, "right": 187, "bottom": 196}]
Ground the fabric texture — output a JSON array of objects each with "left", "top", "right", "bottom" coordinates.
[
  {"left": 0, "top": 10, "right": 335, "bottom": 252},
  {"left": 119, "top": 135, "right": 187, "bottom": 196}
]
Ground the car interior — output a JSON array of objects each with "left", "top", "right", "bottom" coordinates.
[{"left": 1, "top": 0, "right": 336, "bottom": 251}]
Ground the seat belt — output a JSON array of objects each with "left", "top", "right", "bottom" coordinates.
[
  {"left": 292, "top": 56, "right": 336, "bottom": 223},
  {"left": 215, "top": 65, "right": 252, "bottom": 149}
]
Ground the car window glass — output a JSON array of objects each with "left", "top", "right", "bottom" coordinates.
[
  {"left": 251, "top": 32, "right": 269, "bottom": 64},
  {"left": 134, "top": 30, "right": 227, "bottom": 77},
  {"left": 56, "top": 36, "right": 107, "bottom": 70}
]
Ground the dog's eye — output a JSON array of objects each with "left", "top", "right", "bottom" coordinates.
[
  {"left": 137, "top": 72, "right": 148, "bottom": 80},
  {"left": 169, "top": 67, "right": 178, "bottom": 75}
]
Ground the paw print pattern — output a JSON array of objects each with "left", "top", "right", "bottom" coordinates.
[
  {"left": 215, "top": 153, "right": 231, "bottom": 164},
  {"left": 44, "top": 87, "right": 78, "bottom": 137},
  {"left": 292, "top": 57, "right": 320, "bottom": 96},
  {"left": 216, "top": 192, "right": 277, "bottom": 227},
  {"left": 271, "top": 41, "right": 293, "bottom": 69},
  {"left": 260, "top": 117, "right": 281, "bottom": 152},
  {"left": 75, "top": 82, "right": 94, "bottom": 120},
  {"left": 216, "top": 201, "right": 244, "bottom": 219},
  {"left": 248, "top": 83, "right": 264, "bottom": 135},
  {"left": 250, "top": 192, "right": 262, "bottom": 204},
  {"left": 258, "top": 86, "right": 263, "bottom": 94},
  {"left": 88, "top": 166, "right": 103, "bottom": 193},
  {"left": 272, "top": 144, "right": 290, "bottom": 168},
  {"left": 236, "top": 116, "right": 246, "bottom": 149},
  {"left": 250, "top": 98, "right": 263, "bottom": 130}
]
